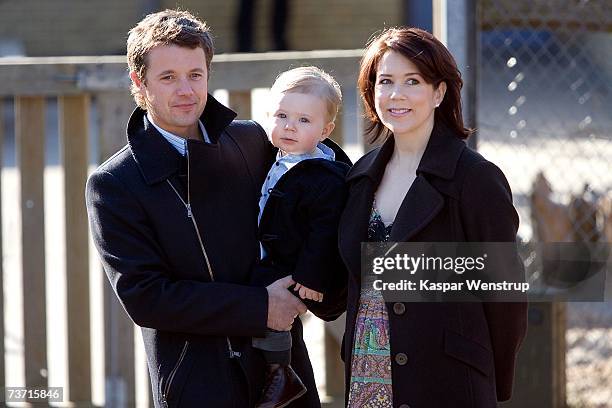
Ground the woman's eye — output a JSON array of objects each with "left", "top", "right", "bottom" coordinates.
[
  {"left": 276, "top": 113, "right": 286, "bottom": 119},
  {"left": 299, "top": 117, "right": 310, "bottom": 123},
  {"left": 377, "top": 78, "right": 391, "bottom": 85},
  {"left": 406, "top": 78, "right": 420, "bottom": 85}
]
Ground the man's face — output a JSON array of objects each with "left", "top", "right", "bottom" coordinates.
[{"left": 131, "top": 44, "right": 208, "bottom": 139}]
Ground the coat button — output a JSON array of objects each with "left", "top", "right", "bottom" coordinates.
[
  {"left": 395, "top": 353, "right": 408, "bottom": 366},
  {"left": 393, "top": 302, "right": 406, "bottom": 315}
]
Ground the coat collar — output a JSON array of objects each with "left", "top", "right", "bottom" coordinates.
[
  {"left": 321, "top": 137, "right": 353, "bottom": 166},
  {"left": 347, "top": 121, "right": 467, "bottom": 184},
  {"left": 339, "top": 121, "right": 468, "bottom": 258},
  {"left": 127, "top": 94, "right": 237, "bottom": 185},
  {"left": 268, "top": 137, "right": 354, "bottom": 170}
]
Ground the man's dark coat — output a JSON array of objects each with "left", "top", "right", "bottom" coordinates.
[
  {"left": 338, "top": 122, "right": 528, "bottom": 408},
  {"left": 86, "top": 95, "right": 335, "bottom": 407}
]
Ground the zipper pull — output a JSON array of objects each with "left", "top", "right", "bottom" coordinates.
[
  {"left": 228, "top": 350, "right": 241, "bottom": 359},
  {"left": 186, "top": 203, "right": 192, "bottom": 218}
]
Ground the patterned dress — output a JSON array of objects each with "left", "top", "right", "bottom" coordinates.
[{"left": 347, "top": 206, "right": 394, "bottom": 407}]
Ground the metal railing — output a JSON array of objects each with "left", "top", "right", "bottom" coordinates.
[{"left": 478, "top": 1, "right": 611, "bottom": 407}]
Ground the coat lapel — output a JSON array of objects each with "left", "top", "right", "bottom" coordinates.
[
  {"left": 391, "top": 122, "right": 466, "bottom": 240},
  {"left": 390, "top": 175, "right": 443, "bottom": 241},
  {"left": 127, "top": 109, "right": 182, "bottom": 185},
  {"left": 342, "top": 122, "right": 467, "bottom": 259},
  {"left": 127, "top": 94, "right": 237, "bottom": 186}
]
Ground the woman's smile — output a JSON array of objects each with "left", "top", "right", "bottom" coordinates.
[{"left": 388, "top": 108, "right": 412, "bottom": 117}]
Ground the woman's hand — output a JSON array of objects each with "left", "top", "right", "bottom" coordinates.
[{"left": 293, "top": 283, "right": 324, "bottom": 302}]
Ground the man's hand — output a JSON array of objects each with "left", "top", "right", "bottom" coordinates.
[
  {"left": 266, "top": 276, "right": 307, "bottom": 331},
  {"left": 294, "top": 283, "right": 323, "bottom": 302}
]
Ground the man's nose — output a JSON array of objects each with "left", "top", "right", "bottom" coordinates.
[{"left": 176, "top": 78, "right": 194, "bottom": 96}]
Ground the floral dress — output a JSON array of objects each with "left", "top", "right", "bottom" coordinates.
[{"left": 347, "top": 206, "right": 394, "bottom": 407}]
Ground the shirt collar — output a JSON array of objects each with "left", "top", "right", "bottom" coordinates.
[
  {"left": 276, "top": 142, "right": 335, "bottom": 163},
  {"left": 147, "top": 113, "right": 211, "bottom": 156}
]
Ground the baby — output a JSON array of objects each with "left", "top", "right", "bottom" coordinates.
[{"left": 252, "top": 66, "right": 350, "bottom": 407}]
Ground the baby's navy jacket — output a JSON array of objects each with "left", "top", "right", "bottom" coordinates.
[{"left": 253, "top": 144, "right": 351, "bottom": 317}]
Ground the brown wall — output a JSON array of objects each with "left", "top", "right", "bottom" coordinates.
[
  {"left": 0, "top": 0, "right": 142, "bottom": 56},
  {"left": 0, "top": 0, "right": 401, "bottom": 56}
]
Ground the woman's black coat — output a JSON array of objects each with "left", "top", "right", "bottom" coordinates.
[{"left": 338, "top": 122, "right": 528, "bottom": 408}]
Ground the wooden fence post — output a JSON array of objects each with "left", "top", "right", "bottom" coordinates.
[
  {"left": 228, "top": 90, "right": 252, "bottom": 120},
  {"left": 96, "top": 92, "right": 137, "bottom": 407},
  {"left": 338, "top": 86, "right": 365, "bottom": 160},
  {"left": 15, "top": 96, "right": 48, "bottom": 395},
  {"left": 502, "top": 303, "right": 566, "bottom": 407},
  {"left": 0, "top": 98, "right": 5, "bottom": 392},
  {"left": 59, "top": 94, "right": 92, "bottom": 405}
]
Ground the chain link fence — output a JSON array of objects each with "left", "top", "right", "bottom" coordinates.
[{"left": 478, "top": 1, "right": 611, "bottom": 406}]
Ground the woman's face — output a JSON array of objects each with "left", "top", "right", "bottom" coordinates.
[{"left": 373, "top": 50, "right": 445, "bottom": 139}]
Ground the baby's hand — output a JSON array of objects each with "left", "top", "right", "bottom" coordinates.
[{"left": 293, "top": 283, "right": 323, "bottom": 302}]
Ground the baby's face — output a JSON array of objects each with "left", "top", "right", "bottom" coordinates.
[{"left": 267, "top": 92, "right": 334, "bottom": 155}]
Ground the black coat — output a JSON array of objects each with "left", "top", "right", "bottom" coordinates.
[
  {"left": 254, "top": 158, "right": 351, "bottom": 298},
  {"left": 86, "top": 95, "right": 326, "bottom": 407},
  {"left": 338, "top": 123, "right": 528, "bottom": 408}
]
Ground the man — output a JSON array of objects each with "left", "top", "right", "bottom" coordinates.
[{"left": 86, "top": 10, "right": 336, "bottom": 407}]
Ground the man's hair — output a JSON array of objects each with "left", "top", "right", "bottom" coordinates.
[
  {"left": 127, "top": 9, "right": 214, "bottom": 109},
  {"left": 270, "top": 66, "right": 342, "bottom": 122}
]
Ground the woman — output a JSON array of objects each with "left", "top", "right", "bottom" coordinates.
[{"left": 338, "top": 27, "right": 528, "bottom": 407}]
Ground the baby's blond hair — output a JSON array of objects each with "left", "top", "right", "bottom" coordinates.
[{"left": 271, "top": 66, "right": 342, "bottom": 122}]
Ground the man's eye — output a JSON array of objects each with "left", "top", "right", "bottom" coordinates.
[
  {"left": 191, "top": 73, "right": 202, "bottom": 79},
  {"left": 161, "top": 75, "right": 174, "bottom": 81},
  {"left": 276, "top": 113, "right": 286, "bottom": 118}
]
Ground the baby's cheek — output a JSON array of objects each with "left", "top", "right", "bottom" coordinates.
[{"left": 269, "top": 128, "right": 283, "bottom": 147}]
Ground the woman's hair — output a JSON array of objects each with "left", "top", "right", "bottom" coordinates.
[
  {"left": 271, "top": 66, "right": 342, "bottom": 122},
  {"left": 127, "top": 9, "right": 214, "bottom": 109},
  {"left": 358, "top": 27, "right": 471, "bottom": 142}
]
